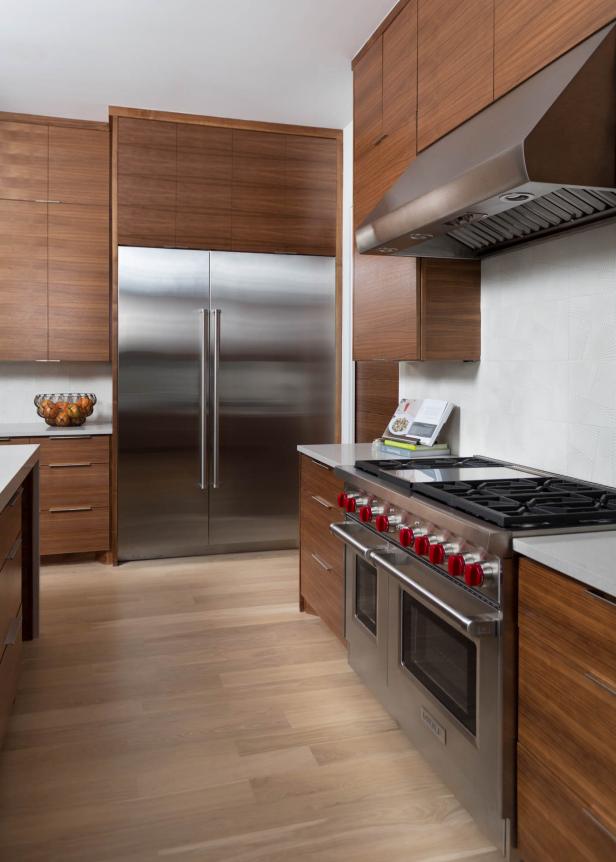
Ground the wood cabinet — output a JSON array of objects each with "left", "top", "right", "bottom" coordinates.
[
  {"left": 495, "top": 0, "right": 616, "bottom": 98},
  {"left": 116, "top": 118, "right": 338, "bottom": 255},
  {"left": 299, "top": 455, "right": 345, "bottom": 639},
  {"left": 355, "top": 362, "right": 400, "bottom": 443},
  {"left": 0, "top": 115, "right": 110, "bottom": 362},
  {"left": 353, "top": 254, "right": 480, "bottom": 361},
  {"left": 517, "top": 557, "right": 616, "bottom": 860},
  {"left": 417, "top": 0, "right": 494, "bottom": 151},
  {"left": 354, "top": 0, "right": 417, "bottom": 226}
]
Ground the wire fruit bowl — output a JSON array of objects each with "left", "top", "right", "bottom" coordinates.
[{"left": 34, "top": 393, "right": 97, "bottom": 427}]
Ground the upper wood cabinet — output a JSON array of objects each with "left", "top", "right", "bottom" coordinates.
[
  {"left": 354, "top": 0, "right": 417, "bottom": 226},
  {"left": 231, "top": 130, "right": 286, "bottom": 253},
  {"left": 284, "top": 135, "right": 337, "bottom": 256},
  {"left": 417, "top": 0, "right": 494, "bottom": 151},
  {"left": 49, "top": 126, "right": 109, "bottom": 205},
  {"left": 0, "top": 121, "right": 48, "bottom": 202},
  {"left": 353, "top": 253, "right": 480, "bottom": 361},
  {"left": 495, "top": 0, "right": 616, "bottom": 97}
]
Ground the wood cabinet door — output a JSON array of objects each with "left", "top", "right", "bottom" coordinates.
[
  {"left": 0, "top": 121, "right": 48, "bottom": 202},
  {"left": 48, "top": 204, "right": 110, "bottom": 361},
  {"left": 231, "top": 130, "right": 286, "bottom": 253},
  {"left": 417, "top": 0, "right": 494, "bottom": 150},
  {"left": 0, "top": 200, "right": 47, "bottom": 360},
  {"left": 355, "top": 361, "right": 400, "bottom": 442},
  {"left": 117, "top": 118, "right": 176, "bottom": 246},
  {"left": 284, "top": 135, "right": 337, "bottom": 255},
  {"left": 176, "top": 124, "right": 232, "bottom": 250},
  {"left": 420, "top": 259, "right": 481, "bottom": 360},
  {"left": 353, "top": 251, "right": 419, "bottom": 361},
  {"left": 354, "top": 38, "right": 384, "bottom": 160},
  {"left": 495, "top": 0, "right": 616, "bottom": 98},
  {"left": 49, "top": 126, "right": 110, "bottom": 206}
]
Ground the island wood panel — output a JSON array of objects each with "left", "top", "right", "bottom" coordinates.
[
  {"left": 117, "top": 118, "right": 177, "bottom": 246},
  {"left": 419, "top": 259, "right": 481, "bottom": 360},
  {"left": 417, "top": 0, "right": 494, "bottom": 151},
  {"left": 0, "top": 200, "right": 48, "bottom": 360},
  {"left": 176, "top": 123, "right": 232, "bottom": 250},
  {"left": 0, "top": 544, "right": 21, "bottom": 647},
  {"left": 353, "top": 251, "right": 419, "bottom": 361},
  {"left": 48, "top": 126, "right": 110, "bottom": 206},
  {"left": 355, "top": 361, "right": 399, "bottom": 443},
  {"left": 284, "top": 135, "right": 337, "bottom": 255},
  {"left": 495, "top": 0, "right": 616, "bottom": 98},
  {"left": 518, "top": 744, "right": 616, "bottom": 862},
  {"left": 0, "top": 622, "right": 21, "bottom": 745},
  {"left": 231, "top": 129, "right": 286, "bottom": 252},
  {"left": 0, "top": 120, "right": 48, "bottom": 202},
  {"left": 48, "top": 204, "right": 110, "bottom": 361}
]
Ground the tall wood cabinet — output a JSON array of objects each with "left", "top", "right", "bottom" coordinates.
[
  {"left": 116, "top": 116, "right": 338, "bottom": 256},
  {"left": 0, "top": 115, "right": 110, "bottom": 362}
]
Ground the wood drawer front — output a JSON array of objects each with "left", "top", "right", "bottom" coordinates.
[
  {"left": 518, "top": 744, "right": 616, "bottom": 862},
  {"left": 0, "top": 539, "right": 21, "bottom": 647},
  {"left": 300, "top": 546, "right": 344, "bottom": 639},
  {"left": 41, "top": 507, "right": 109, "bottom": 555},
  {"left": 301, "top": 495, "right": 344, "bottom": 580},
  {"left": 0, "top": 437, "right": 30, "bottom": 445},
  {"left": 0, "top": 487, "right": 22, "bottom": 566},
  {"left": 519, "top": 633, "right": 616, "bottom": 816},
  {"left": 0, "top": 615, "right": 22, "bottom": 747},
  {"left": 41, "top": 463, "right": 109, "bottom": 511},
  {"left": 35, "top": 435, "right": 110, "bottom": 467},
  {"left": 519, "top": 557, "right": 616, "bottom": 682},
  {"left": 300, "top": 455, "right": 343, "bottom": 508}
]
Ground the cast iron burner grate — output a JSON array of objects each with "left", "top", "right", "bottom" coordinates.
[{"left": 414, "top": 477, "right": 616, "bottom": 528}]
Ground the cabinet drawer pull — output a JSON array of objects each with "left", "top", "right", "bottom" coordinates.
[
  {"left": 374, "top": 133, "right": 389, "bottom": 146},
  {"left": 47, "top": 435, "right": 93, "bottom": 440},
  {"left": 582, "top": 808, "right": 616, "bottom": 844},
  {"left": 7, "top": 537, "right": 21, "bottom": 561},
  {"left": 586, "top": 588, "right": 616, "bottom": 609},
  {"left": 4, "top": 613, "right": 21, "bottom": 647},
  {"left": 311, "top": 553, "right": 333, "bottom": 572},
  {"left": 309, "top": 458, "right": 331, "bottom": 471},
  {"left": 48, "top": 462, "right": 92, "bottom": 468},
  {"left": 48, "top": 506, "right": 93, "bottom": 513},
  {"left": 8, "top": 487, "right": 23, "bottom": 508},
  {"left": 584, "top": 671, "right": 616, "bottom": 698},
  {"left": 311, "top": 495, "right": 333, "bottom": 510}
]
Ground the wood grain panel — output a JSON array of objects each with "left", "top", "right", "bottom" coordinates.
[
  {"left": 35, "top": 435, "right": 110, "bottom": 467},
  {"left": 0, "top": 121, "right": 48, "bottom": 202},
  {"left": 41, "top": 463, "right": 110, "bottom": 511},
  {"left": 48, "top": 204, "right": 110, "bottom": 361},
  {"left": 117, "top": 204, "right": 176, "bottom": 247},
  {"left": 383, "top": 1, "right": 417, "bottom": 146},
  {"left": 495, "top": 0, "right": 616, "bottom": 98},
  {"left": 117, "top": 118, "right": 176, "bottom": 177},
  {"left": 419, "top": 259, "right": 480, "bottom": 360},
  {"left": 354, "top": 38, "right": 383, "bottom": 159},
  {"left": 417, "top": 0, "right": 494, "bottom": 150},
  {"left": 0, "top": 619, "right": 21, "bottom": 747},
  {"left": 300, "top": 455, "right": 343, "bottom": 511},
  {"left": 40, "top": 507, "right": 109, "bottom": 555},
  {"left": 353, "top": 251, "right": 419, "bottom": 361},
  {"left": 355, "top": 361, "right": 399, "bottom": 443},
  {"left": 175, "top": 209, "right": 232, "bottom": 251},
  {"left": 300, "top": 548, "right": 344, "bottom": 638},
  {"left": 232, "top": 130, "right": 286, "bottom": 253},
  {"left": 0, "top": 200, "right": 47, "bottom": 360},
  {"left": 285, "top": 135, "right": 336, "bottom": 255},
  {"left": 518, "top": 744, "right": 616, "bottom": 862},
  {"left": 354, "top": 126, "right": 416, "bottom": 228},
  {"left": 49, "top": 126, "right": 110, "bottom": 206},
  {"left": 0, "top": 545, "right": 21, "bottom": 647}
]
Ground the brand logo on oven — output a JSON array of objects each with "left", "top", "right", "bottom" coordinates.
[{"left": 421, "top": 706, "right": 447, "bottom": 745}]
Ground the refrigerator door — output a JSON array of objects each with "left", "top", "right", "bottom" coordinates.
[
  {"left": 208, "top": 252, "right": 336, "bottom": 548},
  {"left": 118, "top": 247, "right": 210, "bottom": 561}
]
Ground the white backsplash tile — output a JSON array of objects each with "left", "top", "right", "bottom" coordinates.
[
  {"left": 0, "top": 363, "right": 112, "bottom": 423},
  {"left": 400, "top": 220, "right": 616, "bottom": 482}
]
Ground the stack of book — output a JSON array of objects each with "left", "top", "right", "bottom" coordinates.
[{"left": 373, "top": 438, "right": 450, "bottom": 457}]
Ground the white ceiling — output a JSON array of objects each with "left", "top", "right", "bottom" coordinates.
[{"left": 0, "top": 0, "right": 396, "bottom": 128}]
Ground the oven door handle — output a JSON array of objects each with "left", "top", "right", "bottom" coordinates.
[
  {"left": 369, "top": 550, "right": 502, "bottom": 638},
  {"left": 329, "top": 521, "right": 387, "bottom": 560}
]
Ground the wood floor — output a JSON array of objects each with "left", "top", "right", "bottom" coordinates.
[{"left": 0, "top": 551, "right": 501, "bottom": 861}]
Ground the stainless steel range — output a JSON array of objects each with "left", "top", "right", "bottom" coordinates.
[{"left": 330, "top": 455, "right": 616, "bottom": 858}]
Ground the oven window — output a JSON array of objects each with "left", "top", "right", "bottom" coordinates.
[
  {"left": 355, "top": 557, "right": 377, "bottom": 636},
  {"left": 401, "top": 591, "right": 477, "bottom": 735}
]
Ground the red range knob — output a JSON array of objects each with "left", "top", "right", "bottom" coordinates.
[
  {"left": 336, "top": 492, "right": 348, "bottom": 508},
  {"left": 345, "top": 498, "right": 357, "bottom": 513},
  {"left": 465, "top": 563, "right": 485, "bottom": 587},
  {"left": 414, "top": 535, "right": 430, "bottom": 556},
  {"left": 398, "top": 527, "right": 414, "bottom": 547},
  {"left": 428, "top": 543, "right": 445, "bottom": 564},
  {"left": 359, "top": 505, "right": 373, "bottom": 523},
  {"left": 448, "top": 554, "right": 466, "bottom": 578},
  {"left": 375, "top": 515, "right": 390, "bottom": 532}
]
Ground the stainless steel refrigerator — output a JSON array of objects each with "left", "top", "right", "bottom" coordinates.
[{"left": 118, "top": 248, "right": 336, "bottom": 561}]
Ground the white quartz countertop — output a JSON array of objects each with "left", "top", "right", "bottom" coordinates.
[
  {"left": 0, "top": 444, "right": 39, "bottom": 511},
  {"left": 297, "top": 442, "right": 436, "bottom": 469},
  {"left": 513, "top": 533, "right": 616, "bottom": 598},
  {"left": 0, "top": 422, "right": 112, "bottom": 438}
]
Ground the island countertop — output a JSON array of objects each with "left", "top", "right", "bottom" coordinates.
[{"left": 0, "top": 422, "right": 112, "bottom": 439}]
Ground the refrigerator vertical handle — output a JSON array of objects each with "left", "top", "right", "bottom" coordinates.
[
  {"left": 212, "top": 308, "right": 221, "bottom": 489},
  {"left": 199, "top": 308, "right": 209, "bottom": 490}
]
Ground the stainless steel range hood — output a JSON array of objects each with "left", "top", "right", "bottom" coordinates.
[{"left": 356, "top": 24, "right": 616, "bottom": 259}]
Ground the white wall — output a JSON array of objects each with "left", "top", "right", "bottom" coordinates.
[
  {"left": 0, "top": 363, "right": 112, "bottom": 424},
  {"left": 400, "top": 220, "right": 616, "bottom": 484}
]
